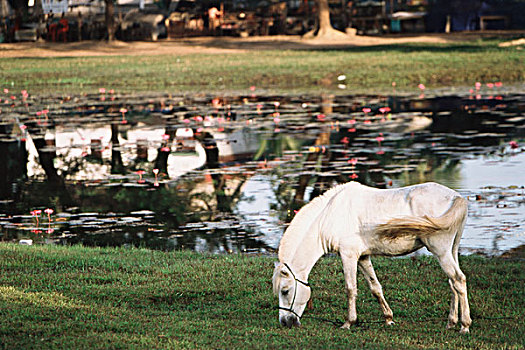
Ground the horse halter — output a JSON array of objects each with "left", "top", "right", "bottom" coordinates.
[{"left": 278, "top": 263, "right": 311, "bottom": 319}]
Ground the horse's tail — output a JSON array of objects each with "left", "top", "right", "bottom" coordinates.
[{"left": 374, "top": 196, "right": 468, "bottom": 240}]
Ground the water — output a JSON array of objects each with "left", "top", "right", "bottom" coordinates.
[{"left": 1, "top": 89, "right": 524, "bottom": 256}]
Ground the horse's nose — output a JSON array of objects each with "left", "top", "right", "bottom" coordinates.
[{"left": 280, "top": 315, "right": 301, "bottom": 328}]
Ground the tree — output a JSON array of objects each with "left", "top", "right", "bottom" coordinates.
[
  {"left": 305, "top": 0, "right": 348, "bottom": 39},
  {"left": 104, "top": 0, "right": 116, "bottom": 41},
  {"left": 8, "top": 0, "right": 28, "bottom": 31},
  {"left": 154, "top": 0, "right": 172, "bottom": 16}
]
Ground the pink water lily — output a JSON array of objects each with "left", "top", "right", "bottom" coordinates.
[
  {"left": 136, "top": 170, "right": 146, "bottom": 183},
  {"left": 44, "top": 208, "right": 53, "bottom": 224},
  {"left": 212, "top": 98, "right": 221, "bottom": 107},
  {"left": 120, "top": 108, "right": 128, "bottom": 124},
  {"left": 153, "top": 169, "right": 159, "bottom": 187},
  {"left": 31, "top": 210, "right": 42, "bottom": 226},
  {"left": 376, "top": 133, "right": 385, "bottom": 153}
]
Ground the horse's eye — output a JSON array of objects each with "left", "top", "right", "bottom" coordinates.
[{"left": 281, "top": 289, "right": 289, "bottom": 296}]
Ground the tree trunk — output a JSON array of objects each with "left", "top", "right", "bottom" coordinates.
[
  {"left": 317, "top": 0, "right": 331, "bottom": 35},
  {"left": 11, "top": 0, "right": 28, "bottom": 35},
  {"left": 305, "top": 0, "right": 348, "bottom": 39},
  {"left": 104, "top": 0, "right": 116, "bottom": 41}
]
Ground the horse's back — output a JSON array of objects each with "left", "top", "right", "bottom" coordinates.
[
  {"left": 322, "top": 182, "right": 463, "bottom": 235},
  {"left": 400, "top": 182, "right": 461, "bottom": 217},
  {"left": 334, "top": 182, "right": 464, "bottom": 256},
  {"left": 338, "top": 182, "right": 459, "bottom": 218}
]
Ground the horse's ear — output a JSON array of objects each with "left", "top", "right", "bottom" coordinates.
[{"left": 274, "top": 261, "right": 280, "bottom": 268}]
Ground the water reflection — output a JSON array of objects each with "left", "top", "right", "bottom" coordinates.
[{"left": 1, "top": 89, "right": 524, "bottom": 255}]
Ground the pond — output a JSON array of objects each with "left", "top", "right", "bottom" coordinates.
[{"left": 1, "top": 87, "right": 524, "bottom": 256}]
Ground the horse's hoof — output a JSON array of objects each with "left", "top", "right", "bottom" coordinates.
[
  {"left": 446, "top": 321, "right": 457, "bottom": 330},
  {"left": 386, "top": 320, "right": 395, "bottom": 326},
  {"left": 459, "top": 326, "right": 470, "bottom": 334},
  {"left": 340, "top": 321, "right": 356, "bottom": 329}
]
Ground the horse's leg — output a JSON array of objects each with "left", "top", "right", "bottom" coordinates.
[
  {"left": 340, "top": 253, "right": 359, "bottom": 329},
  {"left": 448, "top": 220, "right": 466, "bottom": 329},
  {"left": 358, "top": 256, "right": 394, "bottom": 325},
  {"left": 447, "top": 279, "right": 459, "bottom": 329},
  {"left": 427, "top": 245, "right": 472, "bottom": 333}
]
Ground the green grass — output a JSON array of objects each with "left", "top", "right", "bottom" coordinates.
[
  {"left": 0, "top": 244, "right": 523, "bottom": 349},
  {"left": 1, "top": 40, "right": 523, "bottom": 94}
]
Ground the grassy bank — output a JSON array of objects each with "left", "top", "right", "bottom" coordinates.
[
  {"left": 1, "top": 40, "right": 523, "bottom": 95},
  {"left": 0, "top": 244, "right": 523, "bottom": 349}
]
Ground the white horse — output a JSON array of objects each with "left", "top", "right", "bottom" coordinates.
[{"left": 273, "top": 181, "right": 471, "bottom": 333}]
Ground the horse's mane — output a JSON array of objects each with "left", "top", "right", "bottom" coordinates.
[{"left": 278, "top": 182, "right": 360, "bottom": 262}]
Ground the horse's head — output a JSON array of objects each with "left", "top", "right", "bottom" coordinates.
[{"left": 272, "top": 262, "right": 311, "bottom": 328}]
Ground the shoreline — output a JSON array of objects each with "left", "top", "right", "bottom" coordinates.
[{"left": 1, "top": 30, "right": 523, "bottom": 58}]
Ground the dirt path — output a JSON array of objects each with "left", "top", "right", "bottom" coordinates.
[{"left": 1, "top": 31, "right": 522, "bottom": 58}]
